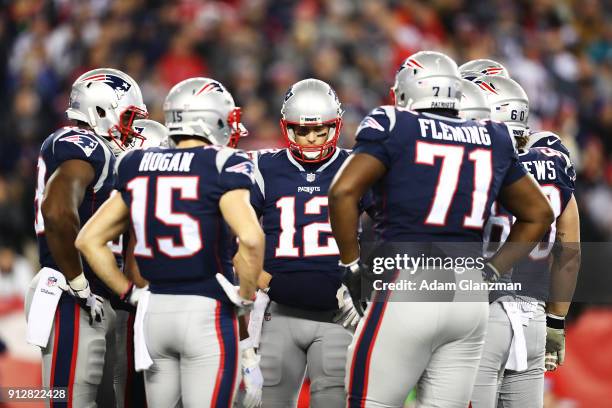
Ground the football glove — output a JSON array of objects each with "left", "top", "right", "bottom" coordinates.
[
  {"left": 333, "top": 284, "right": 361, "bottom": 330},
  {"left": 340, "top": 259, "right": 369, "bottom": 317},
  {"left": 481, "top": 262, "right": 501, "bottom": 283},
  {"left": 545, "top": 313, "right": 565, "bottom": 371},
  {"left": 216, "top": 273, "right": 254, "bottom": 316},
  {"left": 120, "top": 283, "right": 149, "bottom": 306},
  {"left": 240, "top": 338, "right": 263, "bottom": 408},
  {"left": 68, "top": 273, "right": 104, "bottom": 325}
]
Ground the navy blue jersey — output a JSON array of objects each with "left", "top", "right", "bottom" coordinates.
[
  {"left": 250, "top": 148, "right": 365, "bottom": 309},
  {"left": 528, "top": 131, "right": 571, "bottom": 158},
  {"left": 354, "top": 106, "right": 527, "bottom": 242},
  {"left": 115, "top": 145, "right": 254, "bottom": 301},
  {"left": 484, "top": 144, "right": 575, "bottom": 300},
  {"left": 35, "top": 127, "right": 116, "bottom": 298}
]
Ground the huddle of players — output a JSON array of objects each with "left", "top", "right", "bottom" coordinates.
[{"left": 27, "top": 49, "right": 579, "bottom": 408}]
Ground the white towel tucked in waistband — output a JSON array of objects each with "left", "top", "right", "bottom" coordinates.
[
  {"left": 134, "top": 290, "right": 153, "bottom": 372},
  {"left": 501, "top": 301, "right": 528, "bottom": 371},
  {"left": 26, "top": 268, "right": 66, "bottom": 347},
  {"left": 247, "top": 290, "right": 270, "bottom": 348}
]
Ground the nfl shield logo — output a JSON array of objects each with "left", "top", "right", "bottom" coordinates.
[
  {"left": 47, "top": 276, "right": 57, "bottom": 287},
  {"left": 306, "top": 173, "right": 316, "bottom": 182}
]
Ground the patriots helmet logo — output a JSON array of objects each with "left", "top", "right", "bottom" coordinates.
[
  {"left": 81, "top": 74, "right": 132, "bottom": 100},
  {"left": 59, "top": 133, "right": 99, "bottom": 157},
  {"left": 225, "top": 160, "right": 254, "bottom": 182},
  {"left": 195, "top": 80, "right": 225, "bottom": 95},
  {"left": 284, "top": 87, "right": 295, "bottom": 102},
  {"left": 482, "top": 66, "right": 505, "bottom": 76},
  {"left": 475, "top": 79, "right": 498, "bottom": 95},
  {"left": 398, "top": 58, "right": 425, "bottom": 75}
]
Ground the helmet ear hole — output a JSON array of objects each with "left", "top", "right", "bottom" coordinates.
[
  {"left": 217, "top": 119, "right": 224, "bottom": 129},
  {"left": 96, "top": 107, "right": 106, "bottom": 118}
]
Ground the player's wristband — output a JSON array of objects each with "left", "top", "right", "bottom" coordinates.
[
  {"left": 546, "top": 313, "right": 565, "bottom": 330},
  {"left": 339, "top": 258, "right": 361, "bottom": 274},
  {"left": 482, "top": 262, "right": 501, "bottom": 283},
  {"left": 69, "top": 273, "right": 88, "bottom": 291}
]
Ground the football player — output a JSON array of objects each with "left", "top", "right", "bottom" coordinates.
[
  {"left": 75, "top": 77, "right": 264, "bottom": 407},
  {"left": 470, "top": 75, "right": 580, "bottom": 408},
  {"left": 249, "top": 78, "right": 363, "bottom": 407},
  {"left": 328, "top": 51, "right": 554, "bottom": 408},
  {"left": 25, "top": 68, "right": 147, "bottom": 407}
]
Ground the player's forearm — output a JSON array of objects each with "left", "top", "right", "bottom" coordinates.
[
  {"left": 124, "top": 233, "right": 149, "bottom": 288},
  {"left": 43, "top": 209, "right": 83, "bottom": 281},
  {"left": 548, "top": 243, "right": 581, "bottom": 316},
  {"left": 329, "top": 190, "right": 361, "bottom": 264},
  {"left": 490, "top": 219, "right": 551, "bottom": 274},
  {"left": 257, "top": 270, "right": 272, "bottom": 289},
  {"left": 234, "top": 234, "right": 264, "bottom": 300},
  {"left": 77, "top": 240, "right": 131, "bottom": 296}
]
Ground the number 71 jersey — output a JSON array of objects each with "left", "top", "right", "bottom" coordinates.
[
  {"left": 353, "top": 106, "right": 527, "bottom": 242},
  {"left": 115, "top": 145, "right": 255, "bottom": 300},
  {"left": 250, "top": 148, "right": 357, "bottom": 276}
]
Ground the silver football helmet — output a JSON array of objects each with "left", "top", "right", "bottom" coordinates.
[
  {"left": 475, "top": 75, "right": 529, "bottom": 138},
  {"left": 459, "top": 59, "right": 509, "bottom": 81},
  {"left": 66, "top": 68, "right": 148, "bottom": 156},
  {"left": 133, "top": 119, "right": 170, "bottom": 148},
  {"left": 280, "top": 78, "right": 343, "bottom": 163},
  {"left": 391, "top": 51, "right": 462, "bottom": 111},
  {"left": 459, "top": 79, "right": 490, "bottom": 120},
  {"left": 163, "top": 78, "right": 247, "bottom": 147}
]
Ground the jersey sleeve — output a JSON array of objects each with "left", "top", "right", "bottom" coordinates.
[
  {"left": 553, "top": 153, "right": 576, "bottom": 211},
  {"left": 218, "top": 150, "right": 255, "bottom": 193},
  {"left": 353, "top": 107, "right": 397, "bottom": 168},
  {"left": 114, "top": 149, "right": 140, "bottom": 206},
  {"left": 502, "top": 151, "right": 528, "bottom": 186},
  {"left": 52, "top": 131, "right": 107, "bottom": 179},
  {"left": 248, "top": 152, "right": 265, "bottom": 215}
]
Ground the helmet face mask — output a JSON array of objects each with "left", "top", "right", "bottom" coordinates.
[
  {"left": 227, "top": 107, "right": 247, "bottom": 148},
  {"left": 133, "top": 119, "right": 170, "bottom": 149},
  {"left": 280, "top": 78, "right": 343, "bottom": 163},
  {"left": 281, "top": 119, "right": 342, "bottom": 163},
  {"left": 163, "top": 78, "right": 247, "bottom": 148},
  {"left": 108, "top": 106, "right": 148, "bottom": 151},
  {"left": 393, "top": 51, "right": 462, "bottom": 111},
  {"left": 66, "top": 68, "right": 148, "bottom": 156}
]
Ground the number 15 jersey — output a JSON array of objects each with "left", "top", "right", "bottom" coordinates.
[{"left": 115, "top": 145, "right": 255, "bottom": 301}]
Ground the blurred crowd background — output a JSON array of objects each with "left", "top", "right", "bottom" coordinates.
[{"left": 0, "top": 0, "right": 610, "bottom": 406}]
